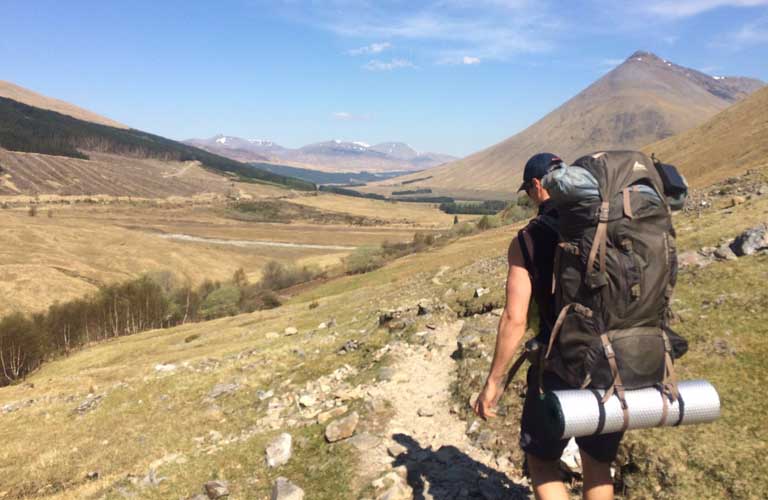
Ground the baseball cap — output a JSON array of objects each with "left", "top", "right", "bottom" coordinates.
[{"left": 518, "top": 152, "right": 562, "bottom": 192}]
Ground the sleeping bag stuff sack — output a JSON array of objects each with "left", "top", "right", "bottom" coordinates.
[{"left": 539, "top": 380, "right": 720, "bottom": 440}]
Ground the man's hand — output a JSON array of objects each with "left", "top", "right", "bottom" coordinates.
[{"left": 473, "top": 376, "right": 504, "bottom": 420}]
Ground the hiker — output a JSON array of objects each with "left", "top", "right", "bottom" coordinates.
[{"left": 473, "top": 152, "right": 621, "bottom": 500}]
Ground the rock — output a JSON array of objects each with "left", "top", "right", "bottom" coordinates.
[
  {"left": 730, "top": 224, "right": 768, "bottom": 256},
  {"left": 73, "top": 394, "right": 105, "bottom": 415},
  {"left": 387, "top": 442, "right": 407, "bottom": 458},
  {"left": 284, "top": 326, "right": 299, "bottom": 336},
  {"left": 417, "top": 407, "right": 435, "bottom": 417},
  {"left": 731, "top": 195, "right": 747, "bottom": 207},
  {"left": 456, "top": 334, "right": 481, "bottom": 358},
  {"left": 298, "top": 394, "right": 316, "bottom": 408},
  {"left": 271, "top": 477, "right": 304, "bottom": 500},
  {"left": 266, "top": 332, "right": 280, "bottom": 339},
  {"left": 417, "top": 299, "right": 432, "bottom": 316},
  {"left": 758, "top": 185, "right": 768, "bottom": 196},
  {"left": 714, "top": 243, "right": 737, "bottom": 261},
  {"left": 317, "top": 405, "right": 348, "bottom": 424},
  {"left": 86, "top": 471, "right": 100, "bottom": 480},
  {"left": 560, "top": 437, "right": 582, "bottom": 474},
  {"left": 139, "top": 468, "right": 167, "bottom": 488},
  {"left": 318, "top": 322, "right": 327, "bottom": 329},
  {"left": 372, "top": 472, "right": 413, "bottom": 500},
  {"left": 154, "top": 363, "right": 177, "bottom": 373},
  {"left": 713, "top": 338, "right": 736, "bottom": 356},
  {"left": 207, "top": 382, "right": 239, "bottom": 400},
  {"left": 257, "top": 389, "right": 274, "bottom": 401},
  {"left": 466, "top": 419, "right": 482, "bottom": 435},
  {"left": 367, "top": 398, "right": 388, "bottom": 413},
  {"left": 677, "top": 250, "right": 711, "bottom": 269},
  {"left": 203, "top": 480, "right": 229, "bottom": 499},
  {"left": 378, "top": 366, "right": 396, "bottom": 382},
  {"left": 347, "top": 432, "right": 382, "bottom": 451},
  {"left": 475, "top": 429, "right": 497, "bottom": 449},
  {"left": 325, "top": 411, "right": 359, "bottom": 442},
  {"left": 491, "top": 308, "right": 503, "bottom": 317},
  {"left": 266, "top": 433, "right": 293, "bottom": 468},
  {"left": 337, "top": 340, "right": 360, "bottom": 355},
  {"left": 474, "top": 287, "right": 490, "bottom": 298}
]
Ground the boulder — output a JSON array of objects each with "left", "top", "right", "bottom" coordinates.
[
  {"left": 677, "top": 250, "right": 711, "bottom": 269},
  {"left": 317, "top": 405, "right": 348, "bottom": 424},
  {"left": 714, "top": 243, "right": 737, "bottom": 261},
  {"left": 207, "top": 383, "right": 239, "bottom": 400},
  {"left": 730, "top": 224, "right": 768, "bottom": 256},
  {"left": 284, "top": 327, "right": 298, "bottom": 336},
  {"left": 204, "top": 480, "right": 229, "bottom": 499},
  {"left": 325, "top": 411, "right": 359, "bottom": 442},
  {"left": 265, "top": 433, "right": 292, "bottom": 468},
  {"left": 474, "top": 287, "right": 490, "bottom": 298},
  {"left": 271, "top": 477, "right": 305, "bottom": 500}
]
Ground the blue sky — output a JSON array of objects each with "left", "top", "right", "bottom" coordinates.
[{"left": 2, "top": 0, "right": 767, "bottom": 156}]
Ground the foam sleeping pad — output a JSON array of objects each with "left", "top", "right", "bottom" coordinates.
[{"left": 540, "top": 380, "right": 720, "bottom": 439}]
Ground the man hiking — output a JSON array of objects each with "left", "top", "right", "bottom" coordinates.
[{"left": 473, "top": 153, "right": 622, "bottom": 500}]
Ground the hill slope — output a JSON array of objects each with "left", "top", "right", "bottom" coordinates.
[
  {"left": 644, "top": 86, "right": 768, "bottom": 187},
  {"left": 385, "top": 51, "right": 763, "bottom": 193},
  {"left": 0, "top": 95, "right": 315, "bottom": 192},
  {"left": 0, "top": 80, "right": 128, "bottom": 129}
]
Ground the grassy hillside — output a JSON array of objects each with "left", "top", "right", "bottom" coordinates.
[
  {"left": 0, "top": 97, "right": 315, "bottom": 191},
  {"left": 644, "top": 86, "right": 768, "bottom": 187}
]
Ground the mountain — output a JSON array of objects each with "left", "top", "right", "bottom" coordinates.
[
  {"left": 0, "top": 90, "right": 316, "bottom": 194},
  {"left": 644, "top": 85, "right": 768, "bottom": 187},
  {"left": 0, "top": 80, "right": 128, "bottom": 129},
  {"left": 184, "top": 136, "right": 457, "bottom": 173},
  {"left": 384, "top": 50, "right": 764, "bottom": 193}
]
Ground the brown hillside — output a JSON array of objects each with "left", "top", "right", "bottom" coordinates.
[
  {"left": 644, "top": 86, "right": 768, "bottom": 187},
  {"left": 384, "top": 51, "right": 763, "bottom": 193},
  {"left": 0, "top": 80, "right": 128, "bottom": 129},
  {"left": 0, "top": 148, "right": 285, "bottom": 198}
]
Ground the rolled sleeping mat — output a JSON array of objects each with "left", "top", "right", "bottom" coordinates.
[{"left": 541, "top": 380, "right": 720, "bottom": 439}]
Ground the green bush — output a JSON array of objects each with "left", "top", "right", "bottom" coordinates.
[
  {"left": 199, "top": 285, "right": 241, "bottom": 319},
  {"left": 345, "top": 247, "right": 386, "bottom": 274}
]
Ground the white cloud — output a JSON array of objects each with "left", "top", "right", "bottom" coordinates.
[
  {"left": 714, "top": 16, "right": 768, "bottom": 48},
  {"left": 347, "top": 42, "right": 392, "bottom": 55},
  {"left": 283, "top": 1, "right": 558, "bottom": 64},
  {"left": 332, "top": 111, "right": 371, "bottom": 121},
  {"left": 363, "top": 58, "right": 417, "bottom": 71},
  {"left": 462, "top": 56, "right": 481, "bottom": 64},
  {"left": 642, "top": 0, "right": 768, "bottom": 19}
]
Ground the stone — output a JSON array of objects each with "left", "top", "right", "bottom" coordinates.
[
  {"left": 207, "top": 383, "right": 239, "bottom": 400},
  {"left": 266, "top": 433, "right": 293, "bottom": 468},
  {"left": 731, "top": 195, "right": 747, "bottom": 207},
  {"left": 73, "top": 394, "right": 105, "bottom": 415},
  {"left": 347, "top": 432, "right": 382, "bottom": 451},
  {"left": 318, "top": 322, "right": 327, "bottom": 329},
  {"left": 266, "top": 332, "right": 280, "bottom": 339},
  {"left": 367, "top": 398, "right": 388, "bottom": 413},
  {"left": 417, "top": 407, "right": 435, "bottom": 417},
  {"left": 714, "top": 243, "right": 737, "bottom": 261},
  {"left": 474, "top": 287, "right": 490, "bottom": 298},
  {"left": 271, "top": 477, "right": 305, "bottom": 500},
  {"left": 417, "top": 299, "right": 432, "bottom": 316},
  {"left": 731, "top": 224, "right": 768, "bottom": 256},
  {"left": 86, "top": 471, "right": 100, "bottom": 480},
  {"left": 325, "top": 411, "right": 359, "bottom": 442},
  {"left": 257, "top": 389, "right": 274, "bottom": 401},
  {"left": 154, "top": 363, "right": 177, "bottom": 373},
  {"left": 284, "top": 327, "right": 298, "bottom": 336},
  {"left": 204, "top": 480, "right": 229, "bottom": 499},
  {"left": 298, "top": 394, "right": 316, "bottom": 407},
  {"left": 387, "top": 442, "right": 408, "bottom": 458},
  {"left": 372, "top": 472, "right": 413, "bottom": 500},
  {"left": 475, "top": 429, "right": 496, "bottom": 449},
  {"left": 317, "top": 405, "right": 348, "bottom": 424},
  {"left": 677, "top": 250, "right": 711, "bottom": 269},
  {"left": 337, "top": 339, "right": 360, "bottom": 354},
  {"left": 758, "top": 185, "right": 768, "bottom": 196}
]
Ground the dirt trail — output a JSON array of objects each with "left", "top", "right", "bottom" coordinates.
[{"left": 362, "top": 320, "right": 529, "bottom": 499}]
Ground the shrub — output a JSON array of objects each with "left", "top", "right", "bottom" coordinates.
[
  {"left": 477, "top": 215, "right": 501, "bottom": 231},
  {"left": 345, "top": 247, "right": 385, "bottom": 274},
  {"left": 199, "top": 285, "right": 241, "bottom": 319},
  {"left": 260, "top": 261, "right": 316, "bottom": 291},
  {"left": 28, "top": 205, "right": 37, "bottom": 217}
]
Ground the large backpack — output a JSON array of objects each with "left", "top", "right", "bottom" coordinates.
[{"left": 542, "top": 151, "right": 685, "bottom": 430}]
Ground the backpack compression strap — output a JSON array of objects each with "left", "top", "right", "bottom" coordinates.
[
  {"left": 586, "top": 201, "right": 610, "bottom": 275},
  {"left": 600, "top": 333, "right": 630, "bottom": 432}
]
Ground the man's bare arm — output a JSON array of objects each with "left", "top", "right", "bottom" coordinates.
[{"left": 473, "top": 237, "right": 532, "bottom": 419}]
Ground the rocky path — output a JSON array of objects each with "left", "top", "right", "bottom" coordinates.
[{"left": 361, "top": 320, "right": 529, "bottom": 500}]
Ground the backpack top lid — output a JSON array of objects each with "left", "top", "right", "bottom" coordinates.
[{"left": 572, "top": 151, "right": 667, "bottom": 204}]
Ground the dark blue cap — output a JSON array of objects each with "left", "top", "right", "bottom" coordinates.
[{"left": 518, "top": 152, "right": 562, "bottom": 192}]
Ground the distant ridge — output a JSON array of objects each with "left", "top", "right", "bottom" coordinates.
[
  {"left": 0, "top": 80, "right": 128, "bottom": 129},
  {"left": 185, "top": 136, "right": 457, "bottom": 173},
  {"left": 644, "top": 85, "right": 768, "bottom": 187},
  {"left": 383, "top": 50, "right": 764, "bottom": 193}
]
